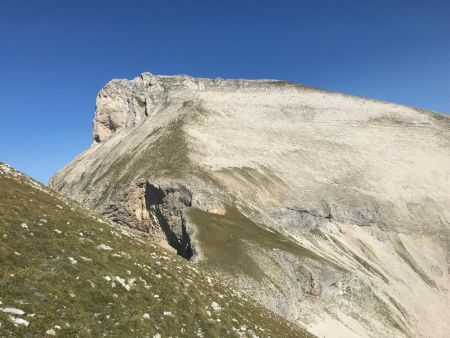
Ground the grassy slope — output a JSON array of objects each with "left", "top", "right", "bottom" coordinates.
[
  {"left": 188, "top": 206, "right": 335, "bottom": 281},
  {"left": 0, "top": 163, "right": 312, "bottom": 338}
]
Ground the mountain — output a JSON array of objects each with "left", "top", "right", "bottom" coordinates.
[
  {"left": 50, "top": 73, "right": 450, "bottom": 337},
  {"left": 0, "top": 162, "right": 309, "bottom": 337}
]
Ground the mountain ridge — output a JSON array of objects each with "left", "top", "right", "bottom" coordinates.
[{"left": 50, "top": 73, "right": 450, "bottom": 337}]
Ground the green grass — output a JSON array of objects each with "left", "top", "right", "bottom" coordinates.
[
  {"left": 187, "top": 205, "right": 336, "bottom": 281},
  {"left": 392, "top": 238, "right": 437, "bottom": 288},
  {"left": 371, "top": 293, "right": 410, "bottom": 336},
  {"left": 329, "top": 236, "right": 389, "bottom": 283},
  {"left": 0, "top": 163, "right": 312, "bottom": 337},
  {"left": 88, "top": 107, "right": 198, "bottom": 209},
  {"left": 217, "top": 166, "right": 288, "bottom": 191}
]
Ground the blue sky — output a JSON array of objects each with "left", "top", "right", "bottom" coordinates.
[{"left": 1, "top": 0, "right": 449, "bottom": 183}]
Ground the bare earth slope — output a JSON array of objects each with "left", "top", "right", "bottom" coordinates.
[{"left": 50, "top": 73, "right": 450, "bottom": 337}]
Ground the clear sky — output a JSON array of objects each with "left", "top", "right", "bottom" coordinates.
[{"left": 1, "top": 0, "right": 449, "bottom": 183}]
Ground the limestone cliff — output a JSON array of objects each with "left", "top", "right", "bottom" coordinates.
[{"left": 50, "top": 73, "right": 450, "bottom": 338}]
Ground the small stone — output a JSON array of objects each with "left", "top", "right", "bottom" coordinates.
[
  {"left": 1, "top": 307, "right": 25, "bottom": 316},
  {"left": 211, "top": 301, "right": 221, "bottom": 312},
  {"left": 309, "top": 274, "right": 322, "bottom": 297},
  {"left": 46, "top": 328, "right": 56, "bottom": 335},
  {"left": 98, "top": 244, "right": 113, "bottom": 251},
  {"left": 9, "top": 316, "right": 29, "bottom": 327}
]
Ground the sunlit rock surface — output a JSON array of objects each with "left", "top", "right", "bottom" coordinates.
[{"left": 51, "top": 73, "right": 450, "bottom": 338}]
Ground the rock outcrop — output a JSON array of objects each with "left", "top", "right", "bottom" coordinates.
[
  {"left": 50, "top": 73, "right": 450, "bottom": 338},
  {"left": 144, "top": 181, "right": 195, "bottom": 259}
]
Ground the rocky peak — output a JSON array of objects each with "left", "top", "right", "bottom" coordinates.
[
  {"left": 92, "top": 73, "right": 291, "bottom": 143},
  {"left": 93, "top": 73, "right": 164, "bottom": 142},
  {"left": 52, "top": 73, "right": 450, "bottom": 338}
]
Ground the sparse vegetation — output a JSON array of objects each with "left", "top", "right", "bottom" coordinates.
[
  {"left": 188, "top": 205, "right": 335, "bottom": 281},
  {"left": 392, "top": 238, "right": 437, "bottom": 288}
]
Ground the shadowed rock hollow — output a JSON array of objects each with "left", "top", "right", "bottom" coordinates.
[{"left": 50, "top": 73, "right": 450, "bottom": 338}]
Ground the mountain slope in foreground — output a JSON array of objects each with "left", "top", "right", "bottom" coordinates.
[
  {"left": 50, "top": 73, "right": 450, "bottom": 337},
  {"left": 0, "top": 163, "right": 309, "bottom": 337}
]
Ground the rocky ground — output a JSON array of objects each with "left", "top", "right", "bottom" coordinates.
[{"left": 50, "top": 73, "right": 450, "bottom": 337}]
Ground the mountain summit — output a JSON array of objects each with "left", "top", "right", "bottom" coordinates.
[{"left": 50, "top": 73, "right": 450, "bottom": 337}]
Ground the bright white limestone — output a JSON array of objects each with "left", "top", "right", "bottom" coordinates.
[{"left": 9, "top": 316, "right": 29, "bottom": 327}]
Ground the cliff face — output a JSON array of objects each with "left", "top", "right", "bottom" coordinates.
[{"left": 50, "top": 73, "right": 450, "bottom": 338}]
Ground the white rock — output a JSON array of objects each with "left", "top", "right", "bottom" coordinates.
[
  {"left": 114, "top": 276, "right": 133, "bottom": 291},
  {"left": 1, "top": 307, "right": 25, "bottom": 315},
  {"left": 211, "top": 302, "right": 221, "bottom": 312},
  {"left": 9, "top": 316, "right": 29, "bottom": 327},
  {"left": 68, "top": 257, "right": 77, "bottom": 264},
  {"left": 98, "top": 244, "right": 113, "bottom": 251},
  {"left": 46, "top": 328, "right": 56, "bottom": 335}
]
